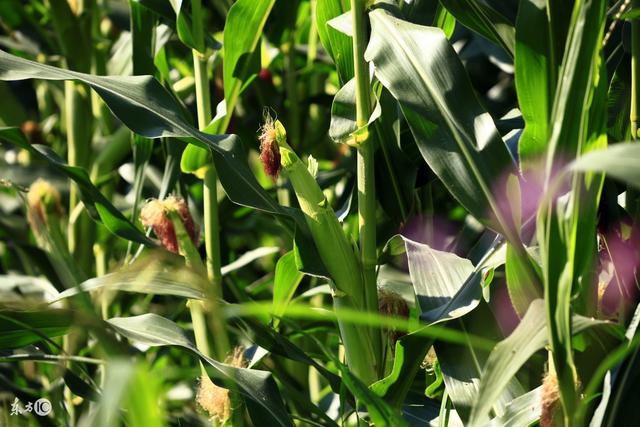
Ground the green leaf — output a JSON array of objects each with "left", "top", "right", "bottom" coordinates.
[
  {"left": 569, "top": 54, "right": 608, "bottom": 316},
  {"left": 579, "top": 303, "right": 640, "bottom": 425},
  {"left": 514, "top": 0, "right": 552, "bottom": 169},
  {"left": 374, "top": 89, "right": 416, "bottom": 224},
  {"left": 438, "top": 0, "right": 515, "bottom": 57},
  {"left": 0, "top": 51, "right": 312, "bottom": 241},
  {"left": 169, "top": 0, "right": 203, "bottom": 53},
  {"left": 585, "top": 303, "right": 640, "bottom": 426},
  {"left": 107, "top": 313, "right": 294, "bottom": 426},
  {"left": 48, "top": 0, "right": 92, "bottom": 72},
  {"left": 544, "top": 0, "right": 606, "bottom": 169},
  {"left": 375, "top": 237, "right": 504, "bottom": 409},
  {"left": 571, "top": 143, "right": 640, "bottom": 188},
  {"left": 221, "top": 246, "right": 280, "bottom": 276},
  {"left": 315, "top": 0, "right": 353, "bottom": 83},
  {"left": 371, "top": 332, "right": 432, "bottom": 408},
  {"left": 63, "top": 369, "right": 99, "bottom": 401},
  {"left": 607, "top": 57, "right": 631, "bottom": 142},
  {"left": 128, "top": 0, "right": 157, "bottom": 233},
  {"left": 337, "top": 363, "right": 409, "bottom": 427},
  {"left": 81, "top": 360, "right": 165, "bottom": 427},
  {"left": 136, "top": 0, "right": 221, "bottom": 53},
  {"left": 504, "top": 243, "right": 542, "bottom": 317},
  {"left": 130, "top": 0, "right": 157, "bottom": 76},
  {"left": 158, "top": 137, "right": 184, "bottom": 198},
  {"left": 329, "top": 77, "right": 381, "bottom": 143},
  {"left": 181, "top": 0, "right": 275, "bottom": 174},
  {"left": 0, "top": 127, "right": 153, "bottom": 245},
  {"left": 130, "top": 135, "right": 154, "bottom": 238},
  {"left": 485, "top": 386, "right": 541, "bottom": 427},
  {"left": 238, "top": 319, "right": 342, "bottom": 393},
  {"left": 272, "top": 250, "right": 304, "bottom": 325},
  {"left": 49, "top": 260, "right": 206, "bottom": 303},
  {"left": 366, "top": 10, "right": 518, "bottom": 236},
  {"left": 0, "top": 274, "right": 59, "bottom": 301},
  {"left": 617, "top": 7, "right": 640, "bottom": 21},
  {"left": 434, "top": 3, "right": 456, "bottom": 39},
  {"left": 537, "top": 0, "right": 607, "bottom": 417},
  {"left": 435, "top": 304, "right": 525, "bottom": 423},
  {"left": 402, "top": 236, "right": 479, "bottom": 323},
  {"left": 218, "top": 0, "right": 275, "bottom": 133},
  {"left": 545, "top": 1, "right": 573, "bottom": 75},
  {"left": 179, "top": 142, "right": 210, "bottom": 177},
  {"left": 468, "top": 299, "right": 621, "bottom": 426},
  {"left": 0, "top": 310, "right": 73, "bottom": 349}
]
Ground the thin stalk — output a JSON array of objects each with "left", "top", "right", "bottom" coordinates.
[
  {"left": 351, "top": 0, "right": 372, "bottom": 130},
  {"left": 65, "top": 81, "right": 93, "bottom": 275},
  {"left": 285, "top": 36, "right": 300, "bottom": 148},
  {"left": 306, "top": 0, "right": 325, "bottom": 148},
  {"left": 357, "top": 144, "right": 379, "bottom": 324},
  {"left": 171, "top": 209, "right": 232, "bottom": 427},
  {"left": 203, "top": 167, "right": 223, "bottom": 297},
  {"left": 191, "top": 2, "right": 223, "bottom": 295},
  {"left": 191, "top": 1, "right": 231, "bottom": 362},
  {"left": 308, "top": 0, "right": 319, "bottom": 67},
  {"left": 93, "top": 243, "right": 108, "bottom": 318},
  {"left": 169, "top": 210, "right": 230, "bottom": 360},
  {"left": 193, "top": 52, "right": 211, "bottom": 127},
  {"left": 190, "top": 300, "right": 212, "bottom": 359},
  {"left": 194, "top": 61, "right": 230, "bottom": 355},
  {"left": 46, "top": 212, "right": 81, "bottom": 426},
  {"left": 350, "top": 0, "right": 382, "bottom": 375},
  {"left": 308, "top": 290, "right": 323, "bottom": 403},
  {"left": 94, "top": 241, "right": 109, "bottom": 391},
  {"left": 190, "top": 12, "right": 237, "bottom": 427}
]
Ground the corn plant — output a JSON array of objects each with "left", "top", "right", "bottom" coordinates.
[{"left": 1, "top": 0, "right": 640, "bottom": 426}]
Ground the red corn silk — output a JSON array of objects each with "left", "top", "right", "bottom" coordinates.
[
  {"left": 140, "top": 197, "right": 198, "bottom": 253},
  {"left": 259, "top": 120, "right": 281, "bottom": 180}
]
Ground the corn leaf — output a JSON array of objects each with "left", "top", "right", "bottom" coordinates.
[
  {"left": 571, "top": 143, "right": 640, "bottom": 187},
  {"left": 504, "top": 243, "right": 542, "bottom": 317},
  {"left": 514, "top": 0, "right": 552, "bottom": 168},
  {"left": 49, "top": 266, "right": 206, "bottom": 303},
  {"left": 272, "top": 250, "right": 304, "bottom": 325},
  {"left": 0, "top": 127, "right": 153, "bottom": 245},
  {"left": 468, "top": 299, "right": 622, "bottom": 426},
  {"left": 180, "top": 0, "right": 274, "bottom": 174},
  {"left": 0, "top": 309, "right": 73, "bottom": 349},
  {"left": 107, "top": 313, "right": 294, "bottom": 427},
  {"left": 366, "top": 10, "right": 517, "bottom": 236},
  {"left": 402, "top": 236, "right": 480, "bottom": 323},
  {"left": 438, "top": 0, "right": 515, "bottom": 57},
  {"left": 316, "top": 0, "right": 353, "bottom": 84},
  {"left": 0, "top": 52, "right": 318, "bottom": 255},
  {"left": 536, "top": 0, "right": 607, "bottom": 416}
]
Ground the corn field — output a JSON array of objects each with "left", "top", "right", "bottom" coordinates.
[{"left": 1, "top": 0, "right": 640, "bottom": 426}]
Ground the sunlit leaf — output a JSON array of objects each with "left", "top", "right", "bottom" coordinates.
[{"left": 366, "top": 10, "right": 517, "bottom": 235}]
